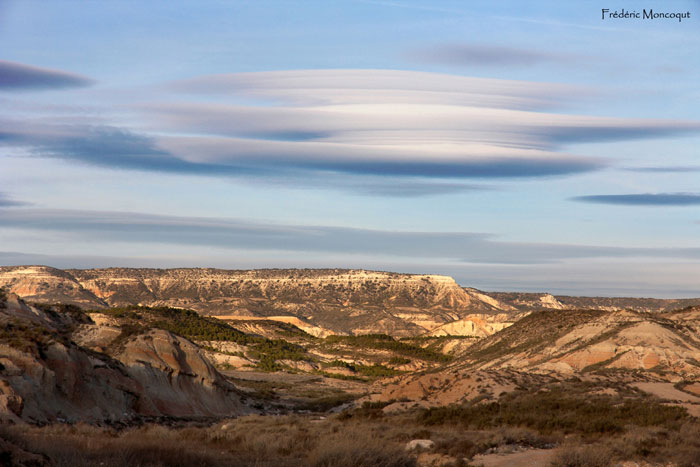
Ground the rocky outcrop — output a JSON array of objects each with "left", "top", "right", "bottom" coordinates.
[
  {"left": 117, "top": 330, "right": 243, "bottom": 417},
  {"left": 0, "top": 266, "right": 107, "bottom": 308},
  {"left": 426, "top": 313, "right": 524, "bottom": 338},
  {"left": 0, "top": 294, "right": 247, "bottom": 424}
]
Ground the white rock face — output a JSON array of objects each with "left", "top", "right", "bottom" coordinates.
[
  {"left": 405, "top": 439, "right": 435, "bottom": 451},
  {"left": 538, "top": 294, "right": 565, "bottom": 309}
]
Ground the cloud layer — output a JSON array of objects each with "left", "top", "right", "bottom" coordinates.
[
  {"left": 0, "top": 193, "right": 27, "bottom": 207},
  {"left": 3, "top": 69, "right": 700, "bottom": 193},
  {"left": 0, "top": 60, "right": 94, "bottom": 90},
  {"left": 572, "top": 193, "right": 700, "bottom": 206},
  {"left": 624, "top": 166, "right": 700, "bottom": 173},
  {"left": 1, "top": 207, "right": 699, "bottom": 264}
]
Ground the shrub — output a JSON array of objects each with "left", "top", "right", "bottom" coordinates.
[
  {"left": 388, "top": 356, "right": 411, "bottom": 365},
  {"left": 355, "top": 364, "right": 400, "bottom": 377},
  {"left": 324, "top": 334, "right": 451, "bottom": 362},
  {"left": 0, "top": 319, "right": 59, "bottom": 357},
  {"left": 307, "top": 440, "right": 417, "bottom": 467},
  {"left": 551, "top": 445, "right": 613, "bottom": 467},
  {"left": 418, "top": 386, "right": 688, "bottom": 435}
]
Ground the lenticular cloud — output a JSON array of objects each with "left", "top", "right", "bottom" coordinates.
[
  {"left": 4, "top": 69, "right": 700, "bottom": 182},
  {"left": 147, "top": 69, "right": 699, "bottom": 179}
]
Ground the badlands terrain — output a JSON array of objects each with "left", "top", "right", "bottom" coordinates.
[{"left": 1, "top": 265, "right": 700, "bottom": 466}]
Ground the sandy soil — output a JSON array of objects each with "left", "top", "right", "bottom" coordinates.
[
  {"left": 472, "top": 448, "right": 555, "bottom": 467},
  {"left": 222, "top": 369, "right": 369, "bottom": 395}
]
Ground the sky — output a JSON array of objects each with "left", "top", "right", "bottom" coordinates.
[{"left": 1, "top": 0, "right": 699, "bottom": 297}]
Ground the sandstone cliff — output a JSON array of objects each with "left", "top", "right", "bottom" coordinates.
[{"left": 0, "top": 266, "right": 514, "bottom": 337}]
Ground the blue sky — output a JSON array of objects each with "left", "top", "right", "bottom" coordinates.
[{"left": 1, "top": 0, "right": 699, "bottom": 297}]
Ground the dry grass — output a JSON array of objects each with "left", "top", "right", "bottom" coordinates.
[
  {"left": 1, "top": 407, "right": 699, "bottom": 467},
  {"left": 0, "top": 417, "right": 418, "bottom": 467},
  {"left": 550, "top": 444, "right": 613, "bottom": 467},
  {"left": 418, "top": 383, "right": 689, "bottom": 435}
]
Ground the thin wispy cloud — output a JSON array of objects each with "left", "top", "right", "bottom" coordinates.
[
  {"left": 623, "top": 166, "right": 700, "bottom": 173},
  {"left": 0, "top": 60, "right": 94, "bottom": 91},
  {"left": 2, "top": 207, "right": 699, "bottom": 265},
  {"left": 572, "top": 193, "right": 700, "bottom": 206},
  {"left": 0, "top": 192, "right": 27, "bottom": 207},
  {"left": 250, "top": 172, "right": 489, "bottom": 197},
  {"left": 411, "top": 43, "right": 580, "bottom": 67},
  {"left": 170, "top": 69, "right": 585, "bottom": 110}
]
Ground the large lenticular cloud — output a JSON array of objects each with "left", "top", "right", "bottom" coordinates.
[
  {"left": 3, "top": 69, "right": 700, "bottom": 185},
  {"left": 143, "top": 69, "right": 699, "bottom": 179}
]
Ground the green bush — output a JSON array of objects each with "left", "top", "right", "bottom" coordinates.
[
  {"left": 320, "top": 360, "right": 401, "bottom": 378},
  {"left": 323, "top": 360, "right": 354, "bottom": 369},
  {"left": 324, "top": 334, "right": 451, "bottom": 362},
  {"left": 388, "top": 356, "right": 411, "bottom": 365},
  {"left": 355, "top": 364, "right": 400, "bottom": 377}
]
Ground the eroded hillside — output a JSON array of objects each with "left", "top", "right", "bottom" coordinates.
[
  {"left": 0, "top": 292, "right": 249, "bottom": 424},
  {"left": 377, "top": 307, "right": 700, "bottom": 414},
  {"left": 0, "top": 266, "right": 517, "bottom": 337}
]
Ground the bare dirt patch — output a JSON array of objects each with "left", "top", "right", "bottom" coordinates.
[{"left": 472, "top": 448, "right": 555, "bottom": 467}]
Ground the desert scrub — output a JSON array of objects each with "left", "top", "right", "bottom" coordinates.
[
  {"left": 388, "top": 356, "right": 411, "bottom": 365},
  {"left": 307, "top": 442, "right": 416, "bottom": 467},
  {"left": 466, "top": 310, "right": 605, "bottom": 364},
  {"left": 319, "top": 361, "right": 402, "bottom": 380},
  {"left": 551, "top": 444, "right": 613, "bottom": 467},
  {"left": 0, "top": 319, "right": 62, "bottom": 358},
  {"left": 336, "top": 401, "right": 398, "bottom": 420},
  {"left": 32, "top": 303, "right": 93, "bottom": 327},
  {"left": 315, "top": 370, "right": 367, "bottom": 382},
  {"left": 96, "top": 306, "right": 253, "bottom": 344},
  {"left": 247, "top": 339, "right": 307, "bottom": 362},
  {"left": 418, "top": 386, "right": 689, "bottom": 435},
  {"left": 297, "top": 392, "right": 359, "bottom": 412},
  {"left": 356, "top": 363, "right": 401, "bottom": 377},
  {"left": 0, "top": 415, "right": 417, "bottom": 467},
  {"left": 322, "top": 359, "right": 354, "bottom": 369},
  {"left": 323, "top": 334, "right": 451, "bottom": 362},
  {"left": 95, "top": 305, "right": 310, "bottom": 366}
]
